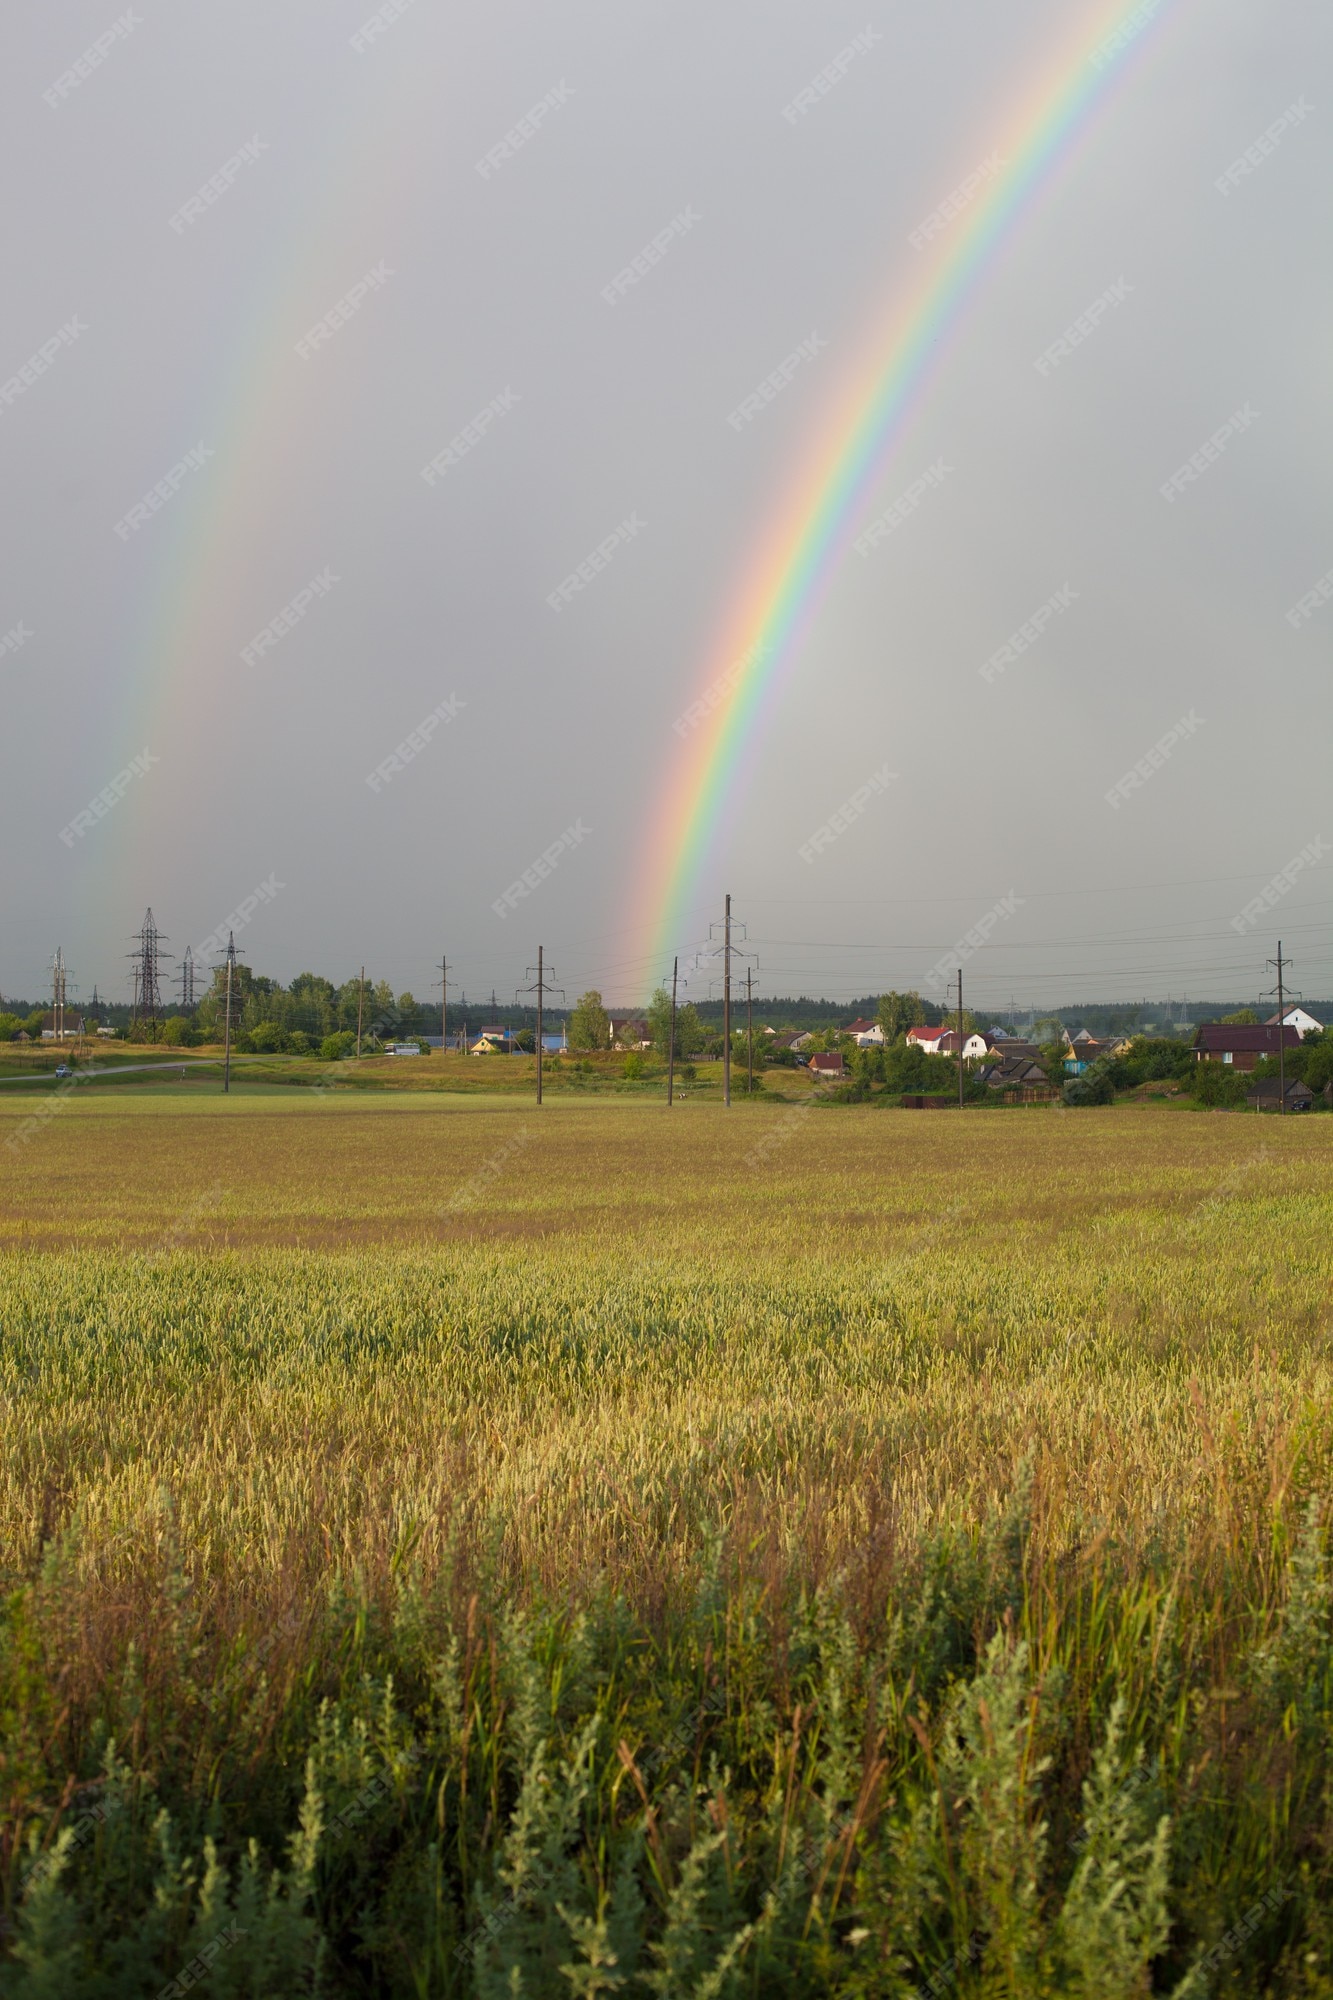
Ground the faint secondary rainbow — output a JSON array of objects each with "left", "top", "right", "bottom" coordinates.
[{"left": 641, "top": 0, "right": 1173, "bottom": 973}]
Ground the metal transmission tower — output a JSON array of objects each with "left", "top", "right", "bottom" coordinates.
[
  {"left": 176, "top": 945, "right": 198, "bottom": 1012},
  {"left": 129, "top": 908, "right": 171, "bottom": 1037},
  {"left": 51, "top": 947, "right": 68, "bottom": 1041},
  {"left": 517, "top": 949, "right": 564, "bottom": 1104},
  {"left": 1266, "top": 941, "right": 1293, "bottom": 1114},
  {"left": 214, "top": 932, "right": 239, "bottom": 1093}
]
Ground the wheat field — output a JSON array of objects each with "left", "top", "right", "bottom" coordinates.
[{"left": 1, "top": 1092, "right": 1331, "bottom": 1996}]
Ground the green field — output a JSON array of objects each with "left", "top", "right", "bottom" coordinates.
[{"left": 2, "top": 1095, "right": 1331, "bottom": 1996}]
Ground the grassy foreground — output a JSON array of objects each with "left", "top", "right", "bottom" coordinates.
[{"left": 2, "top": 1096, "right": 1332, "bottom": 1996}]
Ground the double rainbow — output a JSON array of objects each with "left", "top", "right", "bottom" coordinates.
[{"left": 639, "top": 0, "right": 1172, "bottom": 974}]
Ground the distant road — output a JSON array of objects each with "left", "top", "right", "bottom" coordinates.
[{"left": 0, "top": 1060, "right": 222, "bottom": 1086}]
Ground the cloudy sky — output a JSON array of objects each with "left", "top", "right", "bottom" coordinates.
[{"left": 4, "top": 0, "right": 1329, "bottom": 1013}]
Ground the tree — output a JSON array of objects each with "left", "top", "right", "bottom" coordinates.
[
  {"left": 1221, "top": 1008, "right": 1258, "bottom": 1025},
  {"left": 569, "top": 990, "right": 611, "bottom": 1051},
  {"left": 876, "top": 991, "right": 926, "bottom": 1043},
  {"left": 675, "top": 1003, "right": 705, "bottom": 1057},
  {"left": 647, "top": 987, "right": 672, "bottom": 1056}
]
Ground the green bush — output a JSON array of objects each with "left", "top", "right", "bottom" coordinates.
[
  {"left": 1063, "top": 1062, "right": 1116, "bottom": 1107},
  {"left": 319, "top": 1033, "right": 356, "bottom": 1063},
  {"left": 287, "top": 1032, "right": 313, "bottom": 1058}
]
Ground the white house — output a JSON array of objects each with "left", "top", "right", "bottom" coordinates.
[
  {"left": 1266, "top": 1005, "right": 1322, "bottom": 1038},
  {"left": 906, "top": 1025, "right": 953, "bottom": 1055},
  {"left": 961, "top": 1032, "right": 988, "bottom": 1062},
  {"left": 843, "top": 1017, "right": 884, "bottom": 1047}
]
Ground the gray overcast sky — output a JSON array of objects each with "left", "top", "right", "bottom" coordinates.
[{"left": 3, "top": 0, "right": 1330, "bottom": 1013}]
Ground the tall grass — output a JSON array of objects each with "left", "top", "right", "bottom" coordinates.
[{"left": 1, "top": 1101, "right": 1331, "bottom": 1993}]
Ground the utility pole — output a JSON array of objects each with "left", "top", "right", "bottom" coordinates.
[
  {"left": 1268, "top": 941, "right": 1288, "bottom": 1113},
  {"left": 440, "top": 955, "right": 447, "bottom": 1051},
  {"left": 356, "top": 966, "right": 364, "bottom": 1057},
  {"left": 222, "top": 932, "right": 236, "bottom": 1094},
  {"left": 667, "top": 955, "right": 678, "bottom": 1106},
  {"left": 518, "top": 953, "right": 562, "bottom": 1106},
  {"left": 723, "top": 892, "right": 731, "bottom": 1107},
  {"left": 957, "top": 966, "right": 964, "bottom": 1109},
  {"left": 746, "top": 964, "right": 753, "bottom": 1096}
]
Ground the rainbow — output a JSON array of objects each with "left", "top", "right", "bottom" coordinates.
[{"left": 640, "top": 0, "right": 1173, "bottom": 975}]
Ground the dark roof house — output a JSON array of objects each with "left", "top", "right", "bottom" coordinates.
[
  {"left": 1246, "top": 1078, "right": 1314, "bottom": 1110},
  {"left": 1194, "top": 1024, "right": 1300, "bottom": 1071}
]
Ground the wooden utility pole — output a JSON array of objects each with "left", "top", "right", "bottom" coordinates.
[
  {"left": 723, "top": 892, "right": 732, "bottom": 1107},
  {"left": 439, "top": 954, "right": 447, "bottom": 1051},
  {"left": 223, "top": 933, "right": 235, "bottom": 1094},
  {"left": 667, "top": 956, "right": 678, "bottom": 1106},
  {"left": 746, "top": 964, "right": 753, "bottom": 1095},
  {"left": 957, "top": 966, "right": 964, "bottom": 1109},
  {"left": 536, "top": 944, "right": 543, "bottom": 1106},
  {"left": 356, "top": 966, "right": 365, "bottom": 1057}
]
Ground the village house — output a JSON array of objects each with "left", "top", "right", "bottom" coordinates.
[
  {"left": 1265, "top": 1005, "right": 1323, "bottom": 1038},
  {"left": 906, "top": 1025, "right": 961, "bottom": 1056},
  {"left": 608, "top": 1017, "right": 651, "bottom": 1050},
  {"left": 842, "top": 1017, "right": 884, "bottom": 1046},
  {"left": 1246, "top": 1078, "right": 1314, "bottom": 1111},
  {"left": 806, "top": 1051, "right": 845, "bottom": 1079},
  {"left": 1193, "top": 1023, "right": 1301, "bottom": 1071}
]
